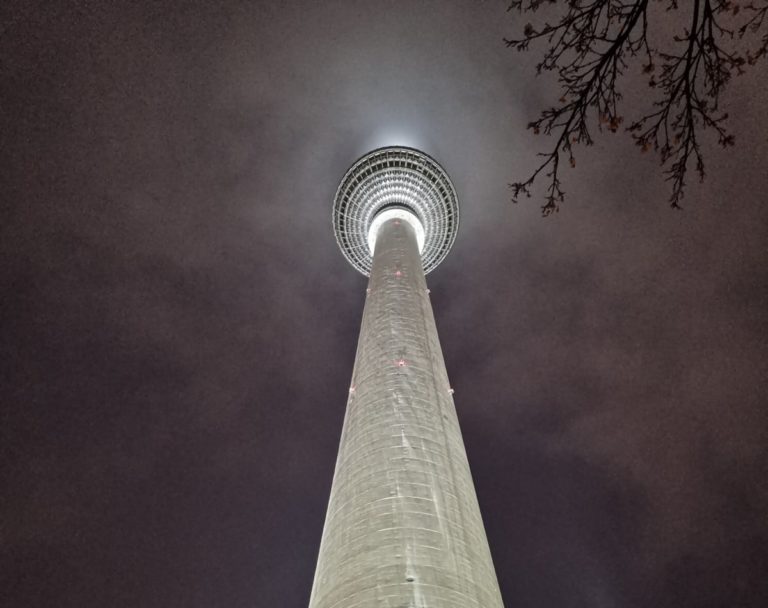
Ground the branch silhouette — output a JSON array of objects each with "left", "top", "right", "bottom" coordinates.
[{"left": 505, "top": 0, "right": 768, "bottom": 215}]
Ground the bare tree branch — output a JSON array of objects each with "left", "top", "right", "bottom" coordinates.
[{"left": 506, "top": 0, "right": 768, "bottom": 214}]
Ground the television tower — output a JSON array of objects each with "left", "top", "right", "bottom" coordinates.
[{"left": 309, "top": 147, "right": 504, "bottom": 608}]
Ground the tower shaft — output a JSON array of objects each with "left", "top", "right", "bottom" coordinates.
[{"left": 309, "top": 218, "right": 503, "bottom": 608}]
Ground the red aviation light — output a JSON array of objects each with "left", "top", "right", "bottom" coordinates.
[{"left": 396, "top": 358, "right": 407, "bottom": 367}]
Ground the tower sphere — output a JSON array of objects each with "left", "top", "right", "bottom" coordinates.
[{"left": 332, "top": 146, "right": 459, "bottom": 275}]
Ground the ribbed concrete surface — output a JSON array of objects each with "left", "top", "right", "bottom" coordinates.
[{"left": 309, "top": 218, "right": 504, "bottom": 608}]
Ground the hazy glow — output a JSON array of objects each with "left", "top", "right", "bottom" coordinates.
[{"left": 360, "top": 128, "right": 424, "bottom": 153}]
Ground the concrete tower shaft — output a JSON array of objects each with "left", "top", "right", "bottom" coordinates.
[{"left": 309, "top": 215, "right": 504, "bottom": 608}]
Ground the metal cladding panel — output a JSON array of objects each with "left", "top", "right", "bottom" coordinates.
[{"left": 309, "top": 219, "right": 504, "bottom": 608}]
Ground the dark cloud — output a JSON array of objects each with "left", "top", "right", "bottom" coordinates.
[{"left": 2, "top": 1, "right": 767, "bottom": 606}]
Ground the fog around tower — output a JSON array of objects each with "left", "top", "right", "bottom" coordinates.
[{"left": 2, "top": 1, "right": 767, "bottom": 607}]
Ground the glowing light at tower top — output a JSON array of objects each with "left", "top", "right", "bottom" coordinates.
[{"left": 332, "top": 146, "right": 459, "bottom": 276}]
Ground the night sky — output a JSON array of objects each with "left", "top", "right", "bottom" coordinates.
[{"left": 2, "top": 2, "right": 768, "bottom": 607}]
